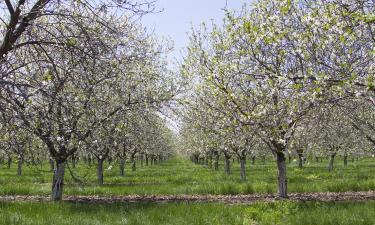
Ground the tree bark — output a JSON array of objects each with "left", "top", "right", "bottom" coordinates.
[
  {"left": 119, "top": 158, "right": 125, "bottom": 177},
  {"left": 251, "top": 156, "right": 255, "bottom": 165},
  {"left": 214, "top": 152, "right": 219, "bottom": 171},
  {"left": 240, "top": 157, "right": 246, "bottom": 181},
  {"left": 328, "top": 153, "right": 336, "bottom": 172},
  {"left": 88, "top": 155, "right": 92, "bottom": 167},
  {"left": 17, "top": 157, "right": 23, "bottom": 176},
  {"left": 298, "top": 153, "right": 303, "bottom": 168},
  {"left": 52, "top": 161, "right": 65, "bottom": 201},
  {"left": 276, "top": 152, "right": 287, "bottom": 198},
  {"left": 7, "top": 157, "right": 12, "bottom": 169},
  {"left": 224, "top": 155, "right": 231, "bottom": 175},
  {"left": 71, "top": 155, "right": 76, "bottom": 169},
  {"left": 145, "top": 154, "right": 149, "bottom": 166},
  {"left": 97, "top": 158, "right": 104, "bottom": 185},
  {"left": 132, "top": 156, "right": 136, "bottom": 171}
]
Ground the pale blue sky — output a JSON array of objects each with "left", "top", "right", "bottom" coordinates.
[{"left": 141, "top": 0, "right": 249, "bottom": 62}]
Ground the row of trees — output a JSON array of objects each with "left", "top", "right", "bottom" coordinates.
[
  {"left": 179, "top": 0, "right": 375, "bottom": 198},
  {"left": 0, "top": 0, "right": 179, "bottom": 200}
]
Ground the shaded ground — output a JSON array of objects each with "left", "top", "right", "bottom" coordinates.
[{"left": 0, "top": 191, "right": 374, "bottom": 204}]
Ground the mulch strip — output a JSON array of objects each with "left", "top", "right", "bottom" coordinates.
[{"left": 0, "top": 191, "right": 374, "bottom": 204}]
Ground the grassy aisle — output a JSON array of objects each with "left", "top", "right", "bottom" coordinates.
[
  {"left": 0, "top": 157, "right": 374, "bottom": 196},
  {"left": 0, "top": 201, "right": 374, "bottom": 225}
]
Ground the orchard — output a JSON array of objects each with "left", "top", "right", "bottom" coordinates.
[{"left": 0, "top": 1, "right": 374, "bottom": 224}]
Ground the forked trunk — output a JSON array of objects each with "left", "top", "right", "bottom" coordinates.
[
  {"left": 276, "top": 152, "right": 287, "bottom": 198},
  {"left": 240, "top": 157, "right": 246, "bottom": 181},
  {"left": 97, "top": 159, "right": 104, "bottom": 185},
  {"left": 52, "top": 161, "right": 65, "bottom": 201}
]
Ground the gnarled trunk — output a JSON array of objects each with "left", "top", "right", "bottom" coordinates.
[
  {"left": 97, "top": 158, "right": 104, "bottom": 185},
  {"left": 240, "top": 157, "right": 246, "bottom": 181},
  {"left": 52, "top": 161, "right": 65, "bottom": 201},
  {"left": 276, "top": 152, "right": 287, "bottom": 198}
]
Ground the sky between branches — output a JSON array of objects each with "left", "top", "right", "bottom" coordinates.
[{"left": 142, "top": 0, "right": 249, "bottom": 64}]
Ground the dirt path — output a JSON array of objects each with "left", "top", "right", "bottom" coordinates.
[{"left": 0, "top": 191, "right": 374, "bottom": 204}]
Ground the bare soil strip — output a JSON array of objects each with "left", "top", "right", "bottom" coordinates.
[{"left": 0, "top": 191, "right": 374, "bottom": 204}]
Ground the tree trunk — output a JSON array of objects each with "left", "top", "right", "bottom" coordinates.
[
  {"left": 251, "top": 156, "right": 255, "bottom": 165},
  {"left": 51, "top": 161, "right": 65, "bottom": 201},
  {"left": 119, "top": 158, "right": 125, "bottom": 177},
  {"left": 88, "top": 156, "right": 92, "bottom": 167},
  {"left": 328, "top": 153, "right": 336, "bottom": 172},
  {"left": 276, "top": 152, "right": 287, "bottom": 198},
  {"left": 208, "top": 154, "right": 213, "bottom": 168},
  {"left": 7, "top": 157, "right": 12, "bottom": 169},
  {"left": 97, "top": 159, "right": 104, "bottom": 185},
  {"left": 344, "top": 154, "right": 348, "bottom": 167},
  {"left": 298, "top": 153, "right": 303, "bottom": 168},
  {"left": 17, "top": 157, "right": 23, "bottom": 176},
  {"left": 71, "top": 155, "right": 76, "bottom": 169},
  {"left": 214, "top": 152, "right": 219, "bottom": 171},
  {"left": 132, "top": 156, "right": 136, "bottom": 172},
  {"left": 141, "top": 155, "right": 144, "bottom": 167},
  {"left": 146, "top": 154, "right": 149, "bottom": 166},
  {"left": 240, "top": 157, "right": 246, "bottom": 181},
  {"left": 224, "top": 156, "right": 231, "bottom": 175}
]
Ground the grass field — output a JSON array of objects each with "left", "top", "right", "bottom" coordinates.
[
  {"left": 0, "top": 201, "right": 374, "bottom": 225},
  {"left": 0, "top": 157, "right": 374, "bottom": 196}
]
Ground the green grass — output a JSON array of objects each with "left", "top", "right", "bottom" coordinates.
[
  {"left": 0, "top": 201, "right": 374, "bottom": 225},
  {"left": 0, "top": 157, "right": 374, "bottom": 196}
]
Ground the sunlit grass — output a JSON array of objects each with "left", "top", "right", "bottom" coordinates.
[
  {"left": 0, "top": 157, "right": 374, "bottom": 196},
  {"left": 0, "top": 201, "right": 374, "bottom": 225}
]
